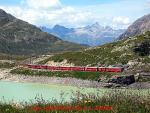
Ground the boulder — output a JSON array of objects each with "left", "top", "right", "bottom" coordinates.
[
  {"left": 127, "top": 61, "right": 139, "bottom": 66},
  {"left": 108, "top": 75, "right": 135, "bottom": 85},
  {"left": 134, "top": 73, "right": 140, "bottom": 81},
  {"left": 103, "top": 83, "right": 121, "bottom": 88},
  {"left": 136, "top": 73, "right": 150, "bottom": 82},
  {"left": 140, "top": 72, "right": 150, "bottom": 76},
  {"left": 103, "top": 83, "right": 113, "bottom": 88},
  {"left": 97, "top": 77, "right": 108, "bottom": 82}
]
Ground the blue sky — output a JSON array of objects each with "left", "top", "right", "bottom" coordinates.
[
  {"left": 0, "top": 0, "right": 149, "bottom": 29},
  {"left": 0, "top": 0, "right": 125, "bottom": 6},
  {"left": 0, "top": 0, "right": 118, "bottom": 5},
  {"left": 61, "top": 0, "right": 117, "bottom": 6}
]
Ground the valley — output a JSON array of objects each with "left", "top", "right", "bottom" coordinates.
[{"left": 0, "top": 5, "right": 150, "bottom": 113}]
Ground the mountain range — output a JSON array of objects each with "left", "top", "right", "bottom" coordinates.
[
  {"left": 0, "top": 9, "right": 87, "bottom": 55},
  {"left": 40, "top": 23, "right": 125, "bottom": 46},
  {"left": 119, "top": 13, "right": 150, "bottom": 39},
  {"left": 48, "top": 12, "right": 150, "bottom": 67}
]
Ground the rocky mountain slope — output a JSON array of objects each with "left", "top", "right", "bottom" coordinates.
[
  {"left": 41, "top": 31, "right": 150, "bottom": 71},
  {"left": 119, "top": 13, "right": 150, "bottom": 39},
  {"left": 0, "top": 9, "right": 87, "bottom": 55},
  {"left": 40, "top": 23, "right": 125, "bottom": 46}
]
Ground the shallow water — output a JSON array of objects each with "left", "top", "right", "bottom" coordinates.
[
  {"left": 0, "top": 81, "right": 106, "bottom": 103},
  {"left": 0, "top": 81, "right": 149, "bottom": 104}
]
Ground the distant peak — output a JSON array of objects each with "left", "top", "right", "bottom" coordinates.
[
  {"left": 105, "top": 26, "right": 113, "bottom": 30},
  {"left": 0, "top": 9, "right": 5, "bottom": 12},
  {"left": 0, "top": 8, "right": 15, "bottom": 23},
  {"left": 92, "top": 22, "right": 100, "bottom": 27},
  {"left": 53, "top": 24, "right": 67, "bottom": 29},
  {"left": 0, "top": 9, "right": 7, "bottom": 15},
  {"left": 95, "top": 22, "right": 99, "bottom": 25},
  {"left": 54, "top": 24, "right": 61, "bottom": 27},
  {"left": 53, "top": 24, "right": 65, "bottom": 28}
]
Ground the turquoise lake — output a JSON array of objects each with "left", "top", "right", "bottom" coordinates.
[
  {"left": 0, "top": 81, "right": 149, "bottom": 104},
  {"left": 0, "top": 81, "right": 106, "bottom": 104}
]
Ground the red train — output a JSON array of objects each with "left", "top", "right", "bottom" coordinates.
[{"left": 22, "top": 64, "right": 124, "bottom": 73}]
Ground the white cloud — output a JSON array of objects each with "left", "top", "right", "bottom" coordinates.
[
  {"left": 145, "top": 0, "right": 150, "bottom": 7},
  {"left": 0, "top": 0, "right": 149, "bottom": 29},
  {"left": 111, "top": 17, "right": 130, "bottom": 29},
  {"left": 113, "top": 17, "right": 130, "bottom": 25},
  {"left": 0, "top": 0, "right": 94, "bottom": 28},
  {"left": 25, "top": 0, "right": 61, "bottom": 9}
]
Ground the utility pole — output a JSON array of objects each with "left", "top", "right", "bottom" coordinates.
[{"left": 30, "top": 55, "right": 31, "bottom": 64}]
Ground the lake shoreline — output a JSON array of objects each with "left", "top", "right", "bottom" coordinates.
[
  {"left": 0, "top": 69, "right": 150, "bottom": 89},
  {"left": 3, "top": 74, "right": 113, "bottom": 88}
]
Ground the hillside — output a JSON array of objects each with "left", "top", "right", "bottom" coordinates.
[
  {"left": 119, "top": 13, "right": 150, "bottom": 39},
  {"left": 40, "top": 31, "right": 150, "bottom": 70},
  {"left": 0, "top": 9, "right": 87, "bottom": 55},
  {"left": 40, "top": 23, "right": 125, "bottom": 46}
]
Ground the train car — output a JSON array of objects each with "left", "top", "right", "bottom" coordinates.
[
  {"left": 27, "top": 64, "right": 35, "bottom": 68},
  {"left": 25, "top": 64, "right": 41, "bottom": 69},
  {"left": 23, "top": 64, "right": 124, "bottom": 73},
  {"left": 105, "top": 67, "right": 123, "bottom": 72},
  {"left": 116, "top": 67, "right": 124, "bottom": 72},
  {"left": 47, "top": 66, "right": 52, "bottom": 70},
  {"left": 68, "top": 67, "right": 75, "bottom": 71},
  {"left": 98, "top": 67, "right": 106, "bottom": 72},
  {"left": 47, "top": 66, "right": 54, "bottom": 70},
  {"left": 25, "top": 64, "right": 30, "bottom": 68},
  {"left": 71, "top": 67, "right": 85, "bottom": 71},
  {"left": 47, "top": 66, "right": 61, "bottom": 71},
  {"left": 59, "top": 67, "right": 72, "bottom": 71},
  {"left": 40, "top": 65, "right": 48, "bottom": 69},
  {"left": 34, "top": 65, "right": 42, "bottom": 69},
  {"left": 85, "top": 67, "right": 98, "bottom": 72}
]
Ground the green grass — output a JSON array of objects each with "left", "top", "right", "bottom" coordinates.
[
  {"left": 0, "top": 54, "right": 29, "bottom": 68},
  {"left": 0, "top": 89, "right": 150, "bottom": 113},
  {"left": 0, "top": 54, "right": 28, "bottom": 61},
  {"left": 10, "top": 68, "right": 119, "bottom": 81},
  {"left": 138, "top": 77, "right": 150, "bottom": 82},
  {"left": 40, "top": 31, "right": 150, "bottom": 66},
  {"left": 0, "top": 62, "right": 15, "bottom": 68}
]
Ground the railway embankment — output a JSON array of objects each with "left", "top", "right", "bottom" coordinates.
[{"left": 2, "top": 66, "right": 148, "bottom": 89}]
